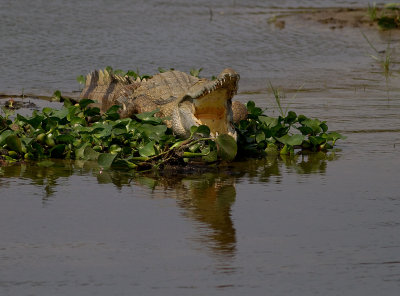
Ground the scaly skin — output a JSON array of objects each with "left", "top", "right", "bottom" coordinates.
[{"left": 79, "top": 68, "right": 247, "bottom": 139}]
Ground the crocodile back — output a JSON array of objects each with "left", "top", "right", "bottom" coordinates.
[
  {"left": 134, "top": 70, "right": 200, "bottom": 103},
  {"left": 80, "top": 70, "right": 136, "bottom": 111}
]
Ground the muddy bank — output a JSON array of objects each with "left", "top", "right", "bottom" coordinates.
[{"left": 280, "top": 7, "right": 399, "bottom": 31}]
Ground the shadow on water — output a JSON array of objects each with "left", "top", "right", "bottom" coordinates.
[{"left": 0, "top": 152, "right": 339, "bottom": 266}]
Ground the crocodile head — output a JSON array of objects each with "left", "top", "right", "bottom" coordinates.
[{"left": 171, "top": 68, "right": 242, "bottom": 139}]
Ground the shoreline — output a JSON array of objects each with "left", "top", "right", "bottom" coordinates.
[{"left": 275, "top": 7, "right": 400, "bottom": 31}]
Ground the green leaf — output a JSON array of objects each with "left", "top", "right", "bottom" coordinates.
[
  {"left": 326, "top": 132, "right": 346, "bottom": 141},
  {"left": 301, "top": 118, "right": 322, "bottom": 134},
  {"left": 49, "top": 144, "right": 66, "bottom": 158},
  {"left": 258, "top": 116, "right": 278, "bottom": 127},
  {"left": 52, "top": 90, "right": 62, "bottom": 101},
  {"left": 258, "top": 115, "right": 279, "bottom": 127},
  {"left": 27, "top": 115, "right": 44, "bottom": 129},
  {"left": 75, "top": 142, "right": 90, "bottom": 159},
  {"left": 105, "top": 105, "right": 121, "bottom": 120},
  {"left": 84, "top": 107, "right": 100, "bottom": 117},
  {"left": 298, "top": 126, "right": 314, "bottom": 135},
  {"left": 320, "top": 122, "right": 328, "bottom": 133},
  {"left": 42, "top": 107, "right": 54, "bottom": 116},
  {"left": 52, "top": 108, "right": 69, "bottom": 120},
  {"left": 276, "top": 134, "right": 305, "bottom": 146},
  {"left": 138, "top": 124, "right": 167, "bottom": 139},
  {"left": 63, "top": 98, "right": 74, "bottom": 108},
  {"left": 0, "top": 130, "right": 14, "bottom": 146},
  {"left": 196, "top": 125, "right": 211, "bottom": 137},
  {"left": 98, "top": 153, "right": 117, "bottom": 168},
  {"left": 94, "top": 124, "right": 113, "bottom": 138},
  {"left": 5, "top": 135, "right": 23, "bottom": 153},
  {"left": 113, "top": 69, "right": 125, "bottom": 76},
  {"left": 190, "top": 125, "right": 210, "bottom": 138},
  {"left": 56, "top": 134, "right": 74, "bottom": 144},
  {"left": 111, "top": 158, "right": 137, "bottom": 169},
  {"left": 105, "top": 66, "right": 113, "bottom": 73},
  {"left": 77, "top": 75, "right": 86, "bottom": 85},
  {"left": 139, "top": 141, "right": 156, "bottom": 157},
  {"left": 202, "top": 150, "right": 218, "bottom": 163},
  {"left": 109, "top": 144, "right": 122, "bottom": 154},
  {"left": 69, "top": 117, "right": 86, "bottom": 126},
  {"left": 247, "top": 101, "right": 263, "bottom": 116},
  {"left": 215, "top": 134, "right": 237, "bottom": 161},
  {"left": 190, "top": 68, "right": 203, "bottom": 77},
  {"left": 280, "top": 144, "right": 294, "bottom": 155},
  {"left": 284, "top": 111, "right": 297, "bottom": 124},
  {"left": 31, "top": 142, "right": 44, "bottom": 158},
  {"left": 189, "top": 142, "right": 201, "bottom": 152},
  {"left": 297, "top": 114, "right": 308, "bottom": 123},
  {"left": 309, "top": 136, "right": 326, "bottom": 146},
  {"left": 84, "top": 146, "right": 100, "bottom": 161},
  {"left": 190, "top": 125, "right": 198, "bottom": 136},
  {"left": 126, "top": 70, "right": 138, "bottom": 79},
  {"left": 256, "top": 132, "right": 266, "bottom": 143},
  {"left": 322, "top": 132, "right": 347, "bottom": 145},
  {"left": 16, "top": 114, "right": 28, "bottom": 123},
  {"left": 112, "top": 126, "right": 127, "bottom": 136},
  {"left": 79, "top": 99, "right": 96, "bottom": 110},
  {"left": 135, "top": 110, "right": 162, "bottom": 124},
  {"left": 21, "top": 137, "right": 33, "bottom": 146}
]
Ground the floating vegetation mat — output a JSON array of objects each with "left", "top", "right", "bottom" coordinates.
[{"left": 0, "top": 97, "right": 345, "bottom": 171}]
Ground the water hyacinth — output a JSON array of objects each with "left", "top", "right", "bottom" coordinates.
[{"left": 0, "top": 97, "right": 345, "bottom": 170}]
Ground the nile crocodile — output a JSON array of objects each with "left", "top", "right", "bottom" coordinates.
[{"left": 79, "top": 68, "right": 247, "bottom": 139}]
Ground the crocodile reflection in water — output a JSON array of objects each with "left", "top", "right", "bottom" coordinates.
[
  {"left": 0, "top": 152, "right": 339, "bottom": 263},
  {"left": 159, "top": 172, "right": 237, "bottom": 257}
]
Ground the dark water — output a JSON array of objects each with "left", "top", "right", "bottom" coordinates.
[{"left": 1, "top": 0, "right": 400, "bottom": 295}]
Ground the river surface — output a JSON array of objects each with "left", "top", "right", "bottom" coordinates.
[{"left": 1, "top": 0, "right": 400, "bottom": 295}]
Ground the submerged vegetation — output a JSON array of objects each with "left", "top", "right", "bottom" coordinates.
[{"left": 0, "top": 95, "right": 345, "bottom": 170}]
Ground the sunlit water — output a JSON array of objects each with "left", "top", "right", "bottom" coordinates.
[{"left": 1, "top": 0, "right": 400, "bottom": 295}]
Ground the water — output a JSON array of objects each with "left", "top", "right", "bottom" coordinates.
[
  {"left": 1, "top": 0, "right": 396, "bottom": 95},
  {"left": 1, "top": 0, "right": 400, "bottom": 295}
]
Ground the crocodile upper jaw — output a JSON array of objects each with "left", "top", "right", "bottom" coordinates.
[{"left": 177, "top": 68, "right": 239, "bottom": 138}]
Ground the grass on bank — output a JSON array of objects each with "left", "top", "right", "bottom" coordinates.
[{"left": 367, "top": 3, "right": 400, "bottom": 29}]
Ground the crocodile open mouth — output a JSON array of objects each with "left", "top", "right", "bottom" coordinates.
[
  {"left": 186, "top": 69, "right": 239, "bottom": 138},
  {"left": 194, "top": 88, "right": 233, "bottom": 136}
]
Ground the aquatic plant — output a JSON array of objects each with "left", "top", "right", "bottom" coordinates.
[
  {"left": 105, "top": 66, "right": 152, "bottom": 81},
  {"left": 236, "top": 101, "right": 345, "bottom": 157},
  {"left": 76, "top": 75, "right": 86, "bottom": 90},
  {"left": 0, "top": 99, "right": 344, "bottom": 169},
  {"left": 0, "top": 99, "right": 239, "bottom": 169},
  {"left": 367, "top": 3, "right": 400, "bottom": 29},
  {"left": 367, "top": 2, "right": 378, "bottom": 21},
  {"left": 190, "top": 68, "right": 203, "bottom": 78},
  {"left": 362, "top": 31, "right": 396, "bottom": 98},
  {"left": 268, "top": 81, "right": 303, "bottom": 117}
]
